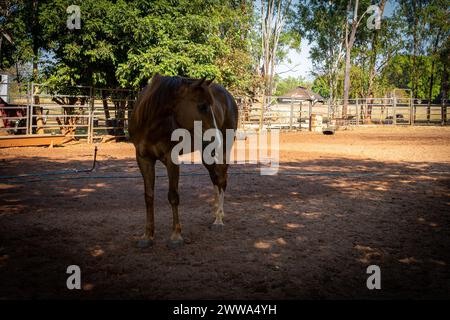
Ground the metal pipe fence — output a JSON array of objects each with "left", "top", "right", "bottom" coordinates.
[
  {"left": 237, "top": 97, "right": 449, "bottom": 131},
  {"left": 1, "top": 82, "right": 136, "bottom": 142},
  {"left": 1, "top": 82, "right": 449, "bottom": 144}
]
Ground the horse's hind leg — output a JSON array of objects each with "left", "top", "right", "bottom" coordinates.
[
  {"left": 165, "top": 160, "right": 183, "bottom": 248},
  {"left": 206, "top": 163, "right": 228, "bottom": 230},
  {"left": 136, "top": 154, "right": 155, "bottom": 248}
]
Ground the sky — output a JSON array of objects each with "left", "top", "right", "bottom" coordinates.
[
  {"left": 275, "top": 0, "right": 397, "bottom": 81},
  {"left": 275, "top": 42, "right": 314, "bottom": 81}
]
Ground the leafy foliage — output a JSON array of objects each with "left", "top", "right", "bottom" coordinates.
[
  {"left": 1, "top": 0, "right": 258, "bottom": 95},
  {"left": 1, "top": 0, "right": 448, "bottom": 102},
  {"left": 274, "top": 75, "right": 311, "bottom": 96},
  {"left": 297, "top": 0, "right": 449, "bottom": 102}
]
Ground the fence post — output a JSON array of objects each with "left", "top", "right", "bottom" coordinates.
[
  {"left": 29, "top": 82, "right": 34, "bottom": 135},
  {"left": 88, "top": 87, "right": 95, "bottom": 143},
  {"left": 258, "top": 95, "right": 265, "bottom": 132},
  {"left": 26, "top": 82, "right": 31, "bottom": 135},
  {"left": 393, "top": 96, "right": 397, "bottom": 125},
  {"left": 308, "top": 101, "right": 312, "bottom": 132},
  {"left": 327, "top": 99, "right": 330, "bottom": 123},
  {"left": 356, "top": 98, "right": 359, "bottom": 125},
  {"left": 409, "top": 98, "right": 413, "bottom": 125},
  {"left": 299, "top": 101, "right": 302, "bottom": 131},
  {"left": 289, "top": 99, "right": 294, "bottom": 130},
  {"left": 442, "top": 100, "right": 447, "bottom": 126}
]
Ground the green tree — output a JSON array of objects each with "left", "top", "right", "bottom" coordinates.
[
  {"left": 398, "top": 0, "right": 431, "bottom": 97},
  {"left": 115, "top": 0, "right": 257, "bottom": 94},
  {"left": 274, "top": 75, "right": 310, "bottom": 96},
  {"left": 296, "top": 0, "right": 348, "bottom": 105},
  {"left": 1, "top": 0, "right": 257, "bottom": 97},
  {"left": 380, "top": 54, "right": 443, "bottom": 100},
  {"left": 0, "top": 0, "right": 17, "bottom": 71},
  {"left": 422, "top": 0, "right": 449, "bottom": 118}
]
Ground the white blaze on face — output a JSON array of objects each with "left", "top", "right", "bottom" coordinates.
[{"left": 210, "top": 107, "right": 222, "bottom": 149}]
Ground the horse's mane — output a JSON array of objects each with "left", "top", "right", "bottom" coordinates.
[{"left": 130, "top": 75, "right": 194, "bottom": 140}]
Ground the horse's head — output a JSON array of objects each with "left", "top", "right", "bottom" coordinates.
[{"left": 174, "top": 77, "right": 218, "bottom": 134}]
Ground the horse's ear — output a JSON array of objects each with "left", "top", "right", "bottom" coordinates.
[
  {"left": 192, "top": 77, "right": 206, "bottom": 88},
  {"left": 205, "top": 77, "right": 215, "bottom": 87}
]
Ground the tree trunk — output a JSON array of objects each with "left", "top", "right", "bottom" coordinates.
[
  {"left": 427, "top": 28, "right": 442, "bottom": 121},
  {"left": 342, "top": 50, "right": 352, "bottom": 117},
  {"left": 367, "top": 0, "right": 386, "bottom": 98},
  {"left": 0, "top": 36, "right": 3, "bottom": 70},
  {"left": 342, "top": 32, "right": 355, "bottom": 119},
  {"left": 412, "top": 40, "right": 418, "bottom": 97},
  {"left": 366, "top": 0, "right": 386, "bottom": 122},
  {"left": 342, "top": 0, "right": 360, "bottom": 118},
  {"left": 427, "top": 60, "right": 435, "bottom": 122},
  {"left": 31, "top": 0, "right": 45, "bottom": 135},
  {"left": 101, "top": 90, "right": 111, "bottom": 120},
  {"left": 410, "top": 0, "right": 422, "bottom": 98},
  {"left": 441, "top": 54, "right": 449, "bottom": 103},
  {"left": 259, "top": 0, "right": 291, "bottom": 130},
  {"left": 33, "top": 61, "right": 45, "bottom": 134},
  {"left": 15, "top": 61, "right": 20, "bottom": 82},
  {"left": 442, "top": 66, "right": 448, "bottom": 125},
  {"left": 440, "top": 45, "right": 449, "bottom": 125}
]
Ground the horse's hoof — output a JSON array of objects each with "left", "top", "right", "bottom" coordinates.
[
  {"left": 136, "top": 239, "right": 153, "bottom": 248},
  {"left": 211, "top": 223, "right": 225, "bottom": 231},
  {"left": 167, "top": 239, "right": 184, "bottom": 249}
]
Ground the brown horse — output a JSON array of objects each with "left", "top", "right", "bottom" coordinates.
[{"left": 129, "top": 74, "right": 238, "bottom": 248}]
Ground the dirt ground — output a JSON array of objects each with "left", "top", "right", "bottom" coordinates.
[{"left": 0, "top": 126, "right": 449, "bottom": 299}]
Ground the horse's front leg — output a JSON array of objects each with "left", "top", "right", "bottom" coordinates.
[
  {"left": 136, "top": 154, "right": 155, "bottom": 248},
  {"left": 165, "top": 159, "right": 183, "bottom": 248}
]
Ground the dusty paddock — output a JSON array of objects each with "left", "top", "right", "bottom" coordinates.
[{"left": 0, "top": 126, "right": 449, "bottom": 299}]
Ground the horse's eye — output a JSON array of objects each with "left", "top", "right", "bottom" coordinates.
[{"left": 198, "top": 103, "right": 209, "bottom": 113}]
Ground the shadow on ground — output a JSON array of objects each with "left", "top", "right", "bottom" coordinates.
[{"left": 0, "top": 153, "right": 449, "bottom": 299}]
